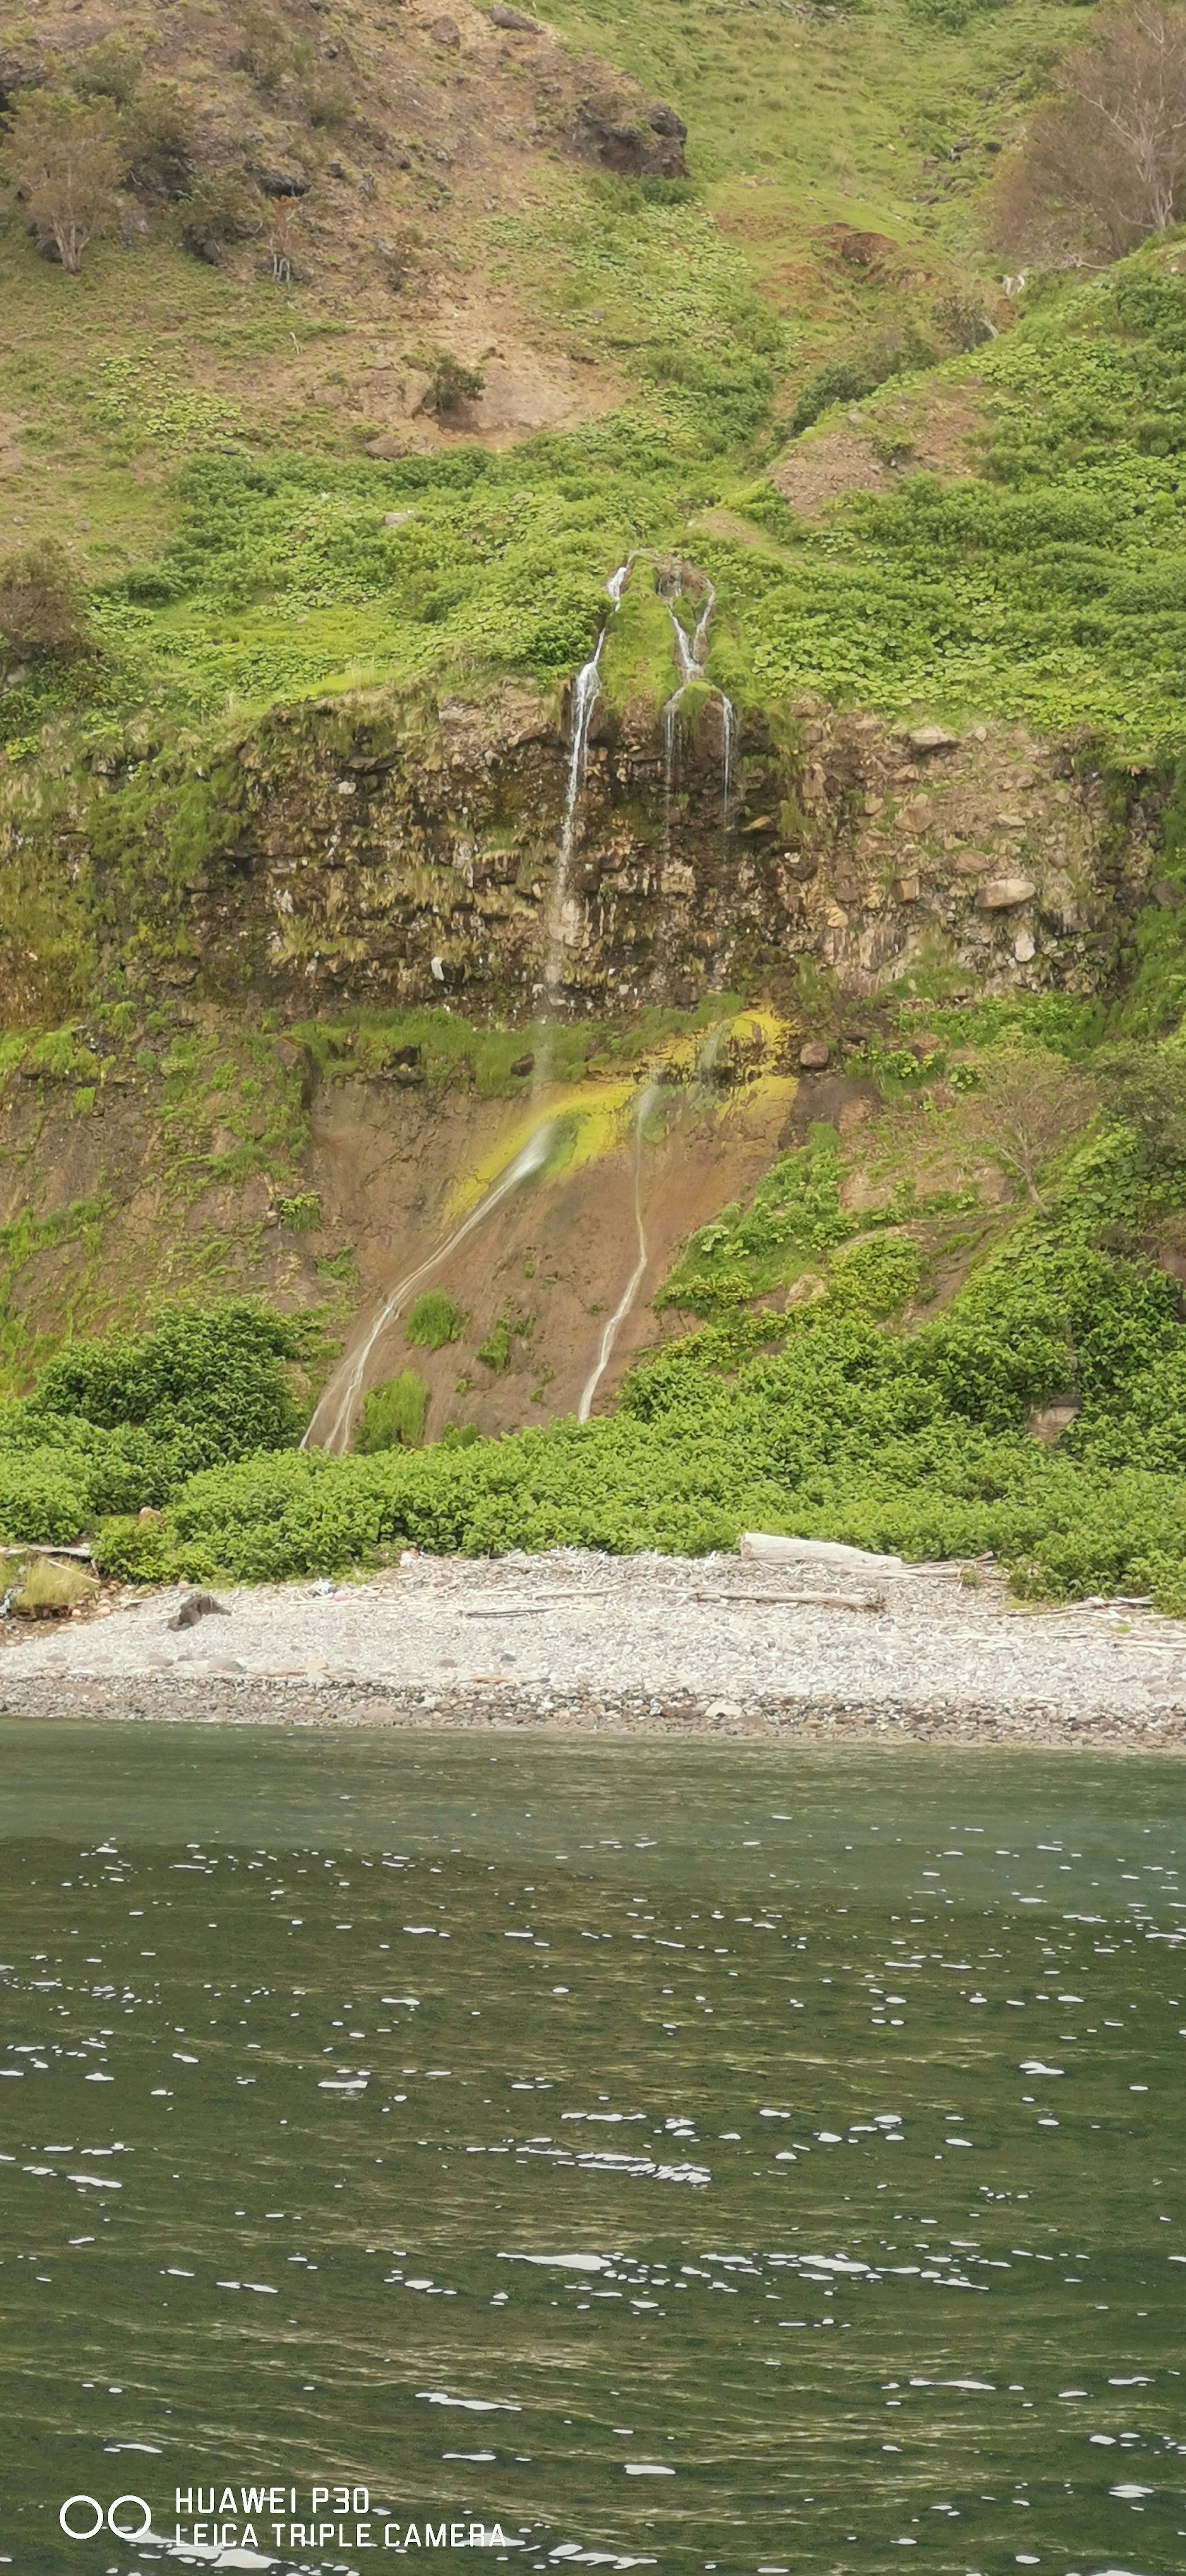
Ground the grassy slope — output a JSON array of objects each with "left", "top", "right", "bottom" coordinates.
[{"left": 1, "top": 0, "right": 1124, "bottom": 748}]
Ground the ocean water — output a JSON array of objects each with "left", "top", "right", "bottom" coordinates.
[{"left": 1, "top": 1723, "right": 1184, "bottom": 2576}]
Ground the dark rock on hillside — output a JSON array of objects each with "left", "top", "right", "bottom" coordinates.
[
  {"left": 569, "top": 93, "right": 688, "bottom": 180},
  {"left": 490, "top": 4, "right": 543, "bottom": 28},
  {"left": 0, "top": 50, "right": 49, "bottom": 108},
  {"left": 256, "top": 167, "right": 311, "bottom": 198}
]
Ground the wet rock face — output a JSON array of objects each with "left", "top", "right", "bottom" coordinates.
[{"left": 45, "top": 688, "right": 1148, "bottom": 1023}]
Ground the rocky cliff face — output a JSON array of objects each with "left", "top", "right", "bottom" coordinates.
[
  {"left": 2, "top": 681, "right": 1152, "bottom": 1025},
  {"left": 95, "top": 691, "right": 1149, "bottom": 1019}
]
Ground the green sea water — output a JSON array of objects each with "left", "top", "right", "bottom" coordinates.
[{"left": 1, "top": 1724, "right": 1184, "bottom": 2576}]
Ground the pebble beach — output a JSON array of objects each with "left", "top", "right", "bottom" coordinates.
[{"left": 2, "top": 1546, "right": 1185, "bottom": 1748}]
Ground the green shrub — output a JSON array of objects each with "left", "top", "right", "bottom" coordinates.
[
  {"left": 355, "top": 1370, "right": 429, "bottom": 1453},
  {"left": 0, "top": 542, "right": 88, "bottom": 661},
  {"left": 176, "top": 168, "right": 262, "bottom": 265},
  {"left": 71, "top": 35, "right": 142, "bottom": 107},
  {"left": 123, "top": 82, "right": 196, "bottom": 201},
  {"left": 476, "top": 1311, "right": 533, "bottom": 1373},
  {"left": 424, "top": 353, "right": 486, "bottom": 417},
  {"left": 405, "top": 1290, "right": 466, "bottom": 1350},
  {"left": 29, "top": 1302, "right": 313, "bottom": 1468}
]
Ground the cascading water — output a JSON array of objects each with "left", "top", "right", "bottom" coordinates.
[
  {"left": 307, "top": 562, "right": 632, "bottom": 1454},
  {"left": 538, "top": 561, "right": 632, "bottom": 1032},
  {"left": 720, "top": 692, "right": 737, "bottom": 829},
  {"left": 658, "top": 562, "right": 736, "bottom": 838},
  {"left": 301, "top": 1123, "right": 554, "bottom": 1455},
  {"left": 576, "top": 1078, "right": 658, "bottom": 1424}
]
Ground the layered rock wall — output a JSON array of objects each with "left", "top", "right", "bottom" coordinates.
[{"left": 6, "top": 684, "right": 1153, "bottom": 1021}]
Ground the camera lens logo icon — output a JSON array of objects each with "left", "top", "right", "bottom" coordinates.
[{"left": 60, "top": 2496, "right": 152, "bottom": 2541}]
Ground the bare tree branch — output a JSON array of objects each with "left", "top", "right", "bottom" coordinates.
[{"left": 988, "top": 1, "right": 1186, "bottom": 270}]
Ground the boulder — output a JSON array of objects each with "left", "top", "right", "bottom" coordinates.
[
  {"left": 740, "top": 1532, "right": 908, "bottom": 1576},
  {"left": 490, "top": 3, "right": 542, "bottom": 25},
  {"left": 569, "top": 92, "right": 687, "bottom": 179},
  {"left": 908, "top": 724, "right": 960, "bottom": 752},
  {"left": 976, "top": 876, "right": 1035, "bottom": 910},
  {"left": 836, "top": 229, "right": 898, "bottom": 269},
  {"left": 257, "top": 167, "right": 310, "bottom": 197},
  {"left": 429, "top": 14, "right": 461, "bottom": 42},
  {"left": 0, "top": 52, "right": 48, "bottom": 109},
  {"left": 798, "top": 1039, "right": 830, "bottom": 1069}
]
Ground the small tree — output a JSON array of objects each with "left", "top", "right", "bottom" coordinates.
[
  {"left": 1097, "top": 1041, "right": 1186, "bottom": 1181},
  {"left": 989, "top": 0, "right": 1186, "bottom": 269},
  {"left": 265, "top": 191, "right": 302, "bottom": 284},
  {"left": 176, "top": 167, "right": 262, "bottom": 264},
  {"left": 965, "top": 1043, "right": 1096, "bottom": 1214},
  {"left": 425, "top": 351, "right": 486, "bottom": 416},
  {"left": 124, "top": 82, "right": 196, "bottom": 201},
  {"left": 4, "top": 92, "right": 121, "bottom": 274},
  {"left": 71, "top": 34, "right": 143, "bottom": 108},
  {"left": 0, "top": 540, "right": 87, "bottom": 659}
]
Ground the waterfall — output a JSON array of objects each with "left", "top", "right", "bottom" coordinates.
[
  {"left": 661, "top": 693, "right": 680, "bottom": 874},
  {"left": 576, "top": 1080, "right": 658, "bottom": 1423},
  {"left": 301, "top": 1123, "right": 554, "bottom": 1455},
  {"left": 659, "top": 563, "right": 736, "bottom": 840},
  {"left": 721, "top": 692, "right": 736, "bottom": 829},
  {"left": 538, "top": 561, "right": 632, "bottom": 1024}
]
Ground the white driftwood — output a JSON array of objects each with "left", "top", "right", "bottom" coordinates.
[
  {"left": 0, "top": 1541, "right": 93, "bottom": 1560},
  {"left": 698, "top": 1589, "right": 884, "bottom": 1613},
  {"left": 740, "top": 1531, "right": 906, "bottom": 1577}
]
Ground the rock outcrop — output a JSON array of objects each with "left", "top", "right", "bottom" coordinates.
[
  {"left": 7, "top": 683, "right": 1149, "bottom": 1023},
  {"left": 568, "top": 93, "right": 688, "bottom": 180}
]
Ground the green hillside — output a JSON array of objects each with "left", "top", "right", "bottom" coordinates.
[{"left": 7, "top": 0, "right": 1186, "bottom": 1599}]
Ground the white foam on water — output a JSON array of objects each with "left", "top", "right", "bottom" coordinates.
[
  {"left": 416, "top": 2390, "right": 522, "bottom": 2411},
  {"left": 499, "top": 2251, "right": 608, "bottom": 2270}
]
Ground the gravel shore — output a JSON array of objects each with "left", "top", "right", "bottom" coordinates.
[{"left": 2, "top": 1549, "right": 1185, "bottom": 1748}]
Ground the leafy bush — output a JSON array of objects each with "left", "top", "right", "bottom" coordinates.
[
  {"left": 0, "top": 541, "right": 87, "bottom": 660},
  {"left": 476, "top": 1310, "right": 533, "bottom": 1372},
  {"left": 355, "top": 1371, "right": 429, "bottom": 1453},
  {"left": 788, "top": 329, "right": 936, "bottom": 437},
  {"left": 176, "top": 168, "right": 262, "bottom": 264},
  {"left": 424, "top": 353, "right": 486, "bottom": 417},
  {"left": 405, "top": 1290, "right": 466, "bottom": 1350},
  {"left": 28, "top": 1302, "right": 313, "bottom": 1475},
  {"left": 123, "top": 82, "right": 196, "bottom": 201},
  {"left": 71, "top": 36, "right": 142, "bottom": 108}
]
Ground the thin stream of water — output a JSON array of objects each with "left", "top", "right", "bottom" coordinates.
[
  {"left": 534, "top": 562, "right": 632, "bottom": 1054},
  {"left": 660, "top": 567, "right": 736, "bottom": 841},
  {"left": 576, "top": 1081, "right": 658, "bottom": 1423},
  {"left": 308, "top": 557, "right": 733, "bottom": 1454},
  {"left": 302, "top": 1125, "right": 553, "bottom": 1455}
]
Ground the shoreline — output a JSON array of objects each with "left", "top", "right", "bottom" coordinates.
[
  {"left": 2, "top": 1668, "right": 1186, "bottom": 1749},
  {"left": 3, "top": 1547, "right": 1185, "bottom": 1749}
]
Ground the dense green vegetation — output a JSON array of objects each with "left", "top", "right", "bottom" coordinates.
[
  {"left": 13, "top": 243, "right": 1186, "bottom": 771},
  {"left": 714, "top": 258, "right": 1186, "bottom": 748},
  {"left": 8, "top": 1060, "right": 1186, "bottom": 1611},
  {"left": 8, "top": 0, "right": 1186, "bottom": 1610},
  {"left": 355, "top": 1369, "right": 429, "bottom": 1454},
  {"left": 0, "top": 1304, "right": 317, "bottom": 1542}
]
